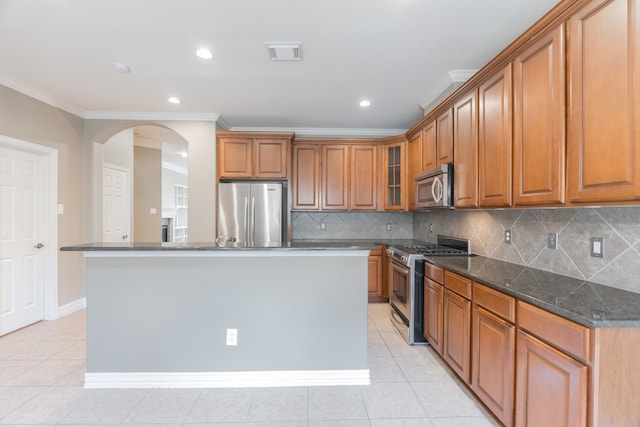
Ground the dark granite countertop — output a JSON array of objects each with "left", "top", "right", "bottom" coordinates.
[
  {"left": 424, "top": 255, "right": 640, "bottom": 328},
  {"left": 60, "top": 241, "right": 380, "bottom": 251}
]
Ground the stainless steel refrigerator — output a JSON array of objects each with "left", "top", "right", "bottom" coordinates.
[{"left": 217, "top": 182, "right": 284, "bottom": 246}]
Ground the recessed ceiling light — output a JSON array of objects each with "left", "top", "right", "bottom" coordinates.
[
  {"left": 168, "top": 97, "right": 181, "bottom": 104},
  {"left": 359, "top": 100, "right": 371, "bottom": 107},
  {"left": 112, "top": 62, "right": 130, "bottom": 73},
  {"left": 196, "top": 48, "right": 213, "bottom": 60}
]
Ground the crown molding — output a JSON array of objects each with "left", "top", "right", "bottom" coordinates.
[
  {"left": 83, "top": 111, "right": 221, "bottom": 121},
  {"left": 0, "top": 73, "right": 85, "bottom": 118},
  {"left": 229, "top": 126, "right": 406, "bottom": 138}
]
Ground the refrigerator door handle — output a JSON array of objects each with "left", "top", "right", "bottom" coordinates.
[
  {"left": 250, "top": 196, "right": 256, "bottom": 244},
  {"left": 244, "top": 196, "right": 249, "bottom": 244}
]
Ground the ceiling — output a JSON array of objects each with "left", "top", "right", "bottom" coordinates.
[{"left": 0, "top": 0, "right": 560, "bottom": 136}]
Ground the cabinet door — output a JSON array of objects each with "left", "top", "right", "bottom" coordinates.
[
  {"left": 513, "top": 25, "right": 566, "bottom": 206},
  {"left": 472, "top": 306, "right": 515, "bottom": 426},
  {"left": 350, "top": 145, "right": 378, "bottom": 210},
  {"left": 567, "top": 0, "right": 640, "bottom": 203},
  {"left": 322, "top": 145, "right": 349, "bottom": 210},
  {"left": 255, "top": 138, "right": 288, "bottom": 179},
  {"left": 218, "top": 138, "right": 253, "bottom": 178},
  {"left": 383, "top": 142, "right": 406, "bottom": 210},
  {"left": 422, "top": 120, "right": 437, "bottom": 170},
  {"left": 478, "top": 65, "right": 512, "bottom": 207},
  {"left": 515, "top": 330, "right": 588, "bottom": 427},
  {"left": 453, "top": 91, "right": 478, "bottom": 208},
  {"left": 443, "top": 289, "right": 471, "bottom": 383},
  {"left": 424, "top": 277, "right": 444, "bottom": 355},
  {"left": 407, "top": 132, "right": 423, "bottom": 210},
  {"left": 368, "top": 254, "right": 383, "bottom": 298},
  {"left": 436, "top": 108, "right": 454, "bottom": 165},
  {"left": 292, "top": 144, "right": 320, "bottom": 210}
]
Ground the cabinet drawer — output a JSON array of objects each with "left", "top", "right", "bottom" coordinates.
[
  {"left": 473, "top": 282, "right": 515, "bottom": 322},
  {"left": 425, "top": 262, "right": 443, "bottom": 283},
  {"left": 518, "top": 301, "right": 591, "bottom": 362},
  {"left": 444, "top": 270, "right": 472, "bottom": 299}
]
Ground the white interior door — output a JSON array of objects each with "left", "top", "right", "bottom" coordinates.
[
  {"left": 0, "top": 146, "right": 45, "bottom": 335},
  {"left": 103, "top": 165, "right": 130, "bottom": 243}
]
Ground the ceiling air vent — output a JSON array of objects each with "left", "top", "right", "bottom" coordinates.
[{"left": 265, "top": 42, "right": 303, "bottom": 61}]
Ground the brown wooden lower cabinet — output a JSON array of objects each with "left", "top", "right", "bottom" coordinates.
[
  {"left": 423, "top": 277, "right": 444, "bottom": 355},
  {"left": 515, "top": 330, "right": 588, "bottom": 427},
  {"left": 367, "top": 247, "right": 383, "bottom": 299},
  {"left": 472, "top": 306, "right": 515, "bottom": 426},
  {"left": 421, "top": 266, "right": 640, "bottom": 426},
  {"left": 443, "top": 288, "right": 471, "bottom": 383}
]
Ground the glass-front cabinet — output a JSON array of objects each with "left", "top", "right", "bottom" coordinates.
[{"left": 382, "top": 137, "right": 406, "bottom": 210}]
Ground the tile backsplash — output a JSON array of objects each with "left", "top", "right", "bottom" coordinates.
[
  {"left": 291, "top": 211, "right": 412, "bottom": 240},
  {"left": 414, "top": 207, "right": 640, "bottom": 295},
  {"left": 292, "top": 207, "right": 640, "bottom": 294}
]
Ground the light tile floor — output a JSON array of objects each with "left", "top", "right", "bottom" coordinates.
[{"left": 0, "top": 303, "right": 499, "bottom": 426}]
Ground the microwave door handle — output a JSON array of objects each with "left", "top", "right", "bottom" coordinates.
[{"left": 432, "top": 177, "right": 443, "bottom": 202}]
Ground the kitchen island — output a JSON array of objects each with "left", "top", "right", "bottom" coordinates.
[{"left": 61, "top": 242, "right": 376, "bottom": 388}]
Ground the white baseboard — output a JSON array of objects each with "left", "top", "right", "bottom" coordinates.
[
  {"left": 58, "top": 297, "right": 86, "bottom": 317},
  {"left": 84, "top": 369, "right": 370, "bottom": 389}
]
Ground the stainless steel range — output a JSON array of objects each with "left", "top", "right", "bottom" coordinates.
[{"left": 387, "top": 235, "right": 471, "bottom": 344}]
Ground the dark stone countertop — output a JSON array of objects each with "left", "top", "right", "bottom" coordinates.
[
  {"left": 59, "top": 241, "right": 381, "bottom": 251},
  {"left": 424, "top": 255, "right": 640, "bottom": 328}
]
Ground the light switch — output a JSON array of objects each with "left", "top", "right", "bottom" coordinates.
[
  {"left": 57, "top": 204, "right": 64, "bottom": 215},
  {"left": 150, "top": 208, "right": 157, "bottom": 214}
]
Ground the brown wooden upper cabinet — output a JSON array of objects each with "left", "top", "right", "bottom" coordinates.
[
  {"left": 291, "top": 144, "right": 320, "bottom": 210},
  {"left": 436, "top": 108, "right": 454, "bottom": 166},
  {"left": 407, "top": 132, "right": 422, "bottom": 210},
  {"left": 217, "top": 131, "right": 293, "bottom": 179},
  {"left": 382, "top": 138, "right": 407, "bottom": 211},
  {"left": 421, "top": 110, "right": 453, "bottom": 174},
  {"left": 453, "top": 90, "right": 479, "bottom": 208},
  {"left": 292, "top": 142, "right": 378, "bottom": 211},
  {"left": 513, "top": 24, "right": 566, "bottom": 207},
  {"left": 478, "top": 64, "right": 513, "bottom": 208},
  {"left": 567, "top": 0, "right": 640, "bottom": 204}
]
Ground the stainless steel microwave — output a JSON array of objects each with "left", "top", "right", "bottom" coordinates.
[{"left": 415, "top": 164, "right": 453, "bottom": 208}]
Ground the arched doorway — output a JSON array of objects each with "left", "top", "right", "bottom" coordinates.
[{"left": 101, "top": 125, "right": 188, "bottom": 243}]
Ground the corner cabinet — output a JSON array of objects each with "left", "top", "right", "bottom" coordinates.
[
  {"left": 382, "top": 137, "right": 407, "bottom": 211},
  {"left": 217, "top": 131, "right": 293, "bottom": 179},
  {"left": 567, "top": 0, "right": 640, "bottom": 203},
  {"left": 407, "top": 132, "right": 423, "bottom": 210}
]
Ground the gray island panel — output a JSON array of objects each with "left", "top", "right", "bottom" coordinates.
[{"left": 83, "top": 250, "right": 370, "bottom": 388}]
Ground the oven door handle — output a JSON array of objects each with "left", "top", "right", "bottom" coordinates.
[{"left": 390, "top": 306, "right": 409, "bottom": 327}]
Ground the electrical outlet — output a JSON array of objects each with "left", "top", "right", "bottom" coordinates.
[
  {"left": 505, "top": 230, "right": 512, "bottom": 244},
  {"left": 320, "top": 223, "right": 326, "bottom": 231},
  {"left": 591, "top": 237, "right": 604, "bottom": 258},
  {"left": 429, "top": 223, "right": 433, "bottom": 233},
  {"left": 386, "top": 223, "right": 392, "bottom": 231},
  {"left": 547, "top": 233, "right": 558, "bottom": 250},
  {"left": 226, "top": 328, "right": 238, "bottom": 346}
]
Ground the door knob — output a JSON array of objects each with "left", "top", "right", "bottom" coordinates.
[
  {"left": 34, "top": 243, "right": 44, "bottom": 249},
  {"left": 122, "top": 234, "right": 128, "bottom": 240}
]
